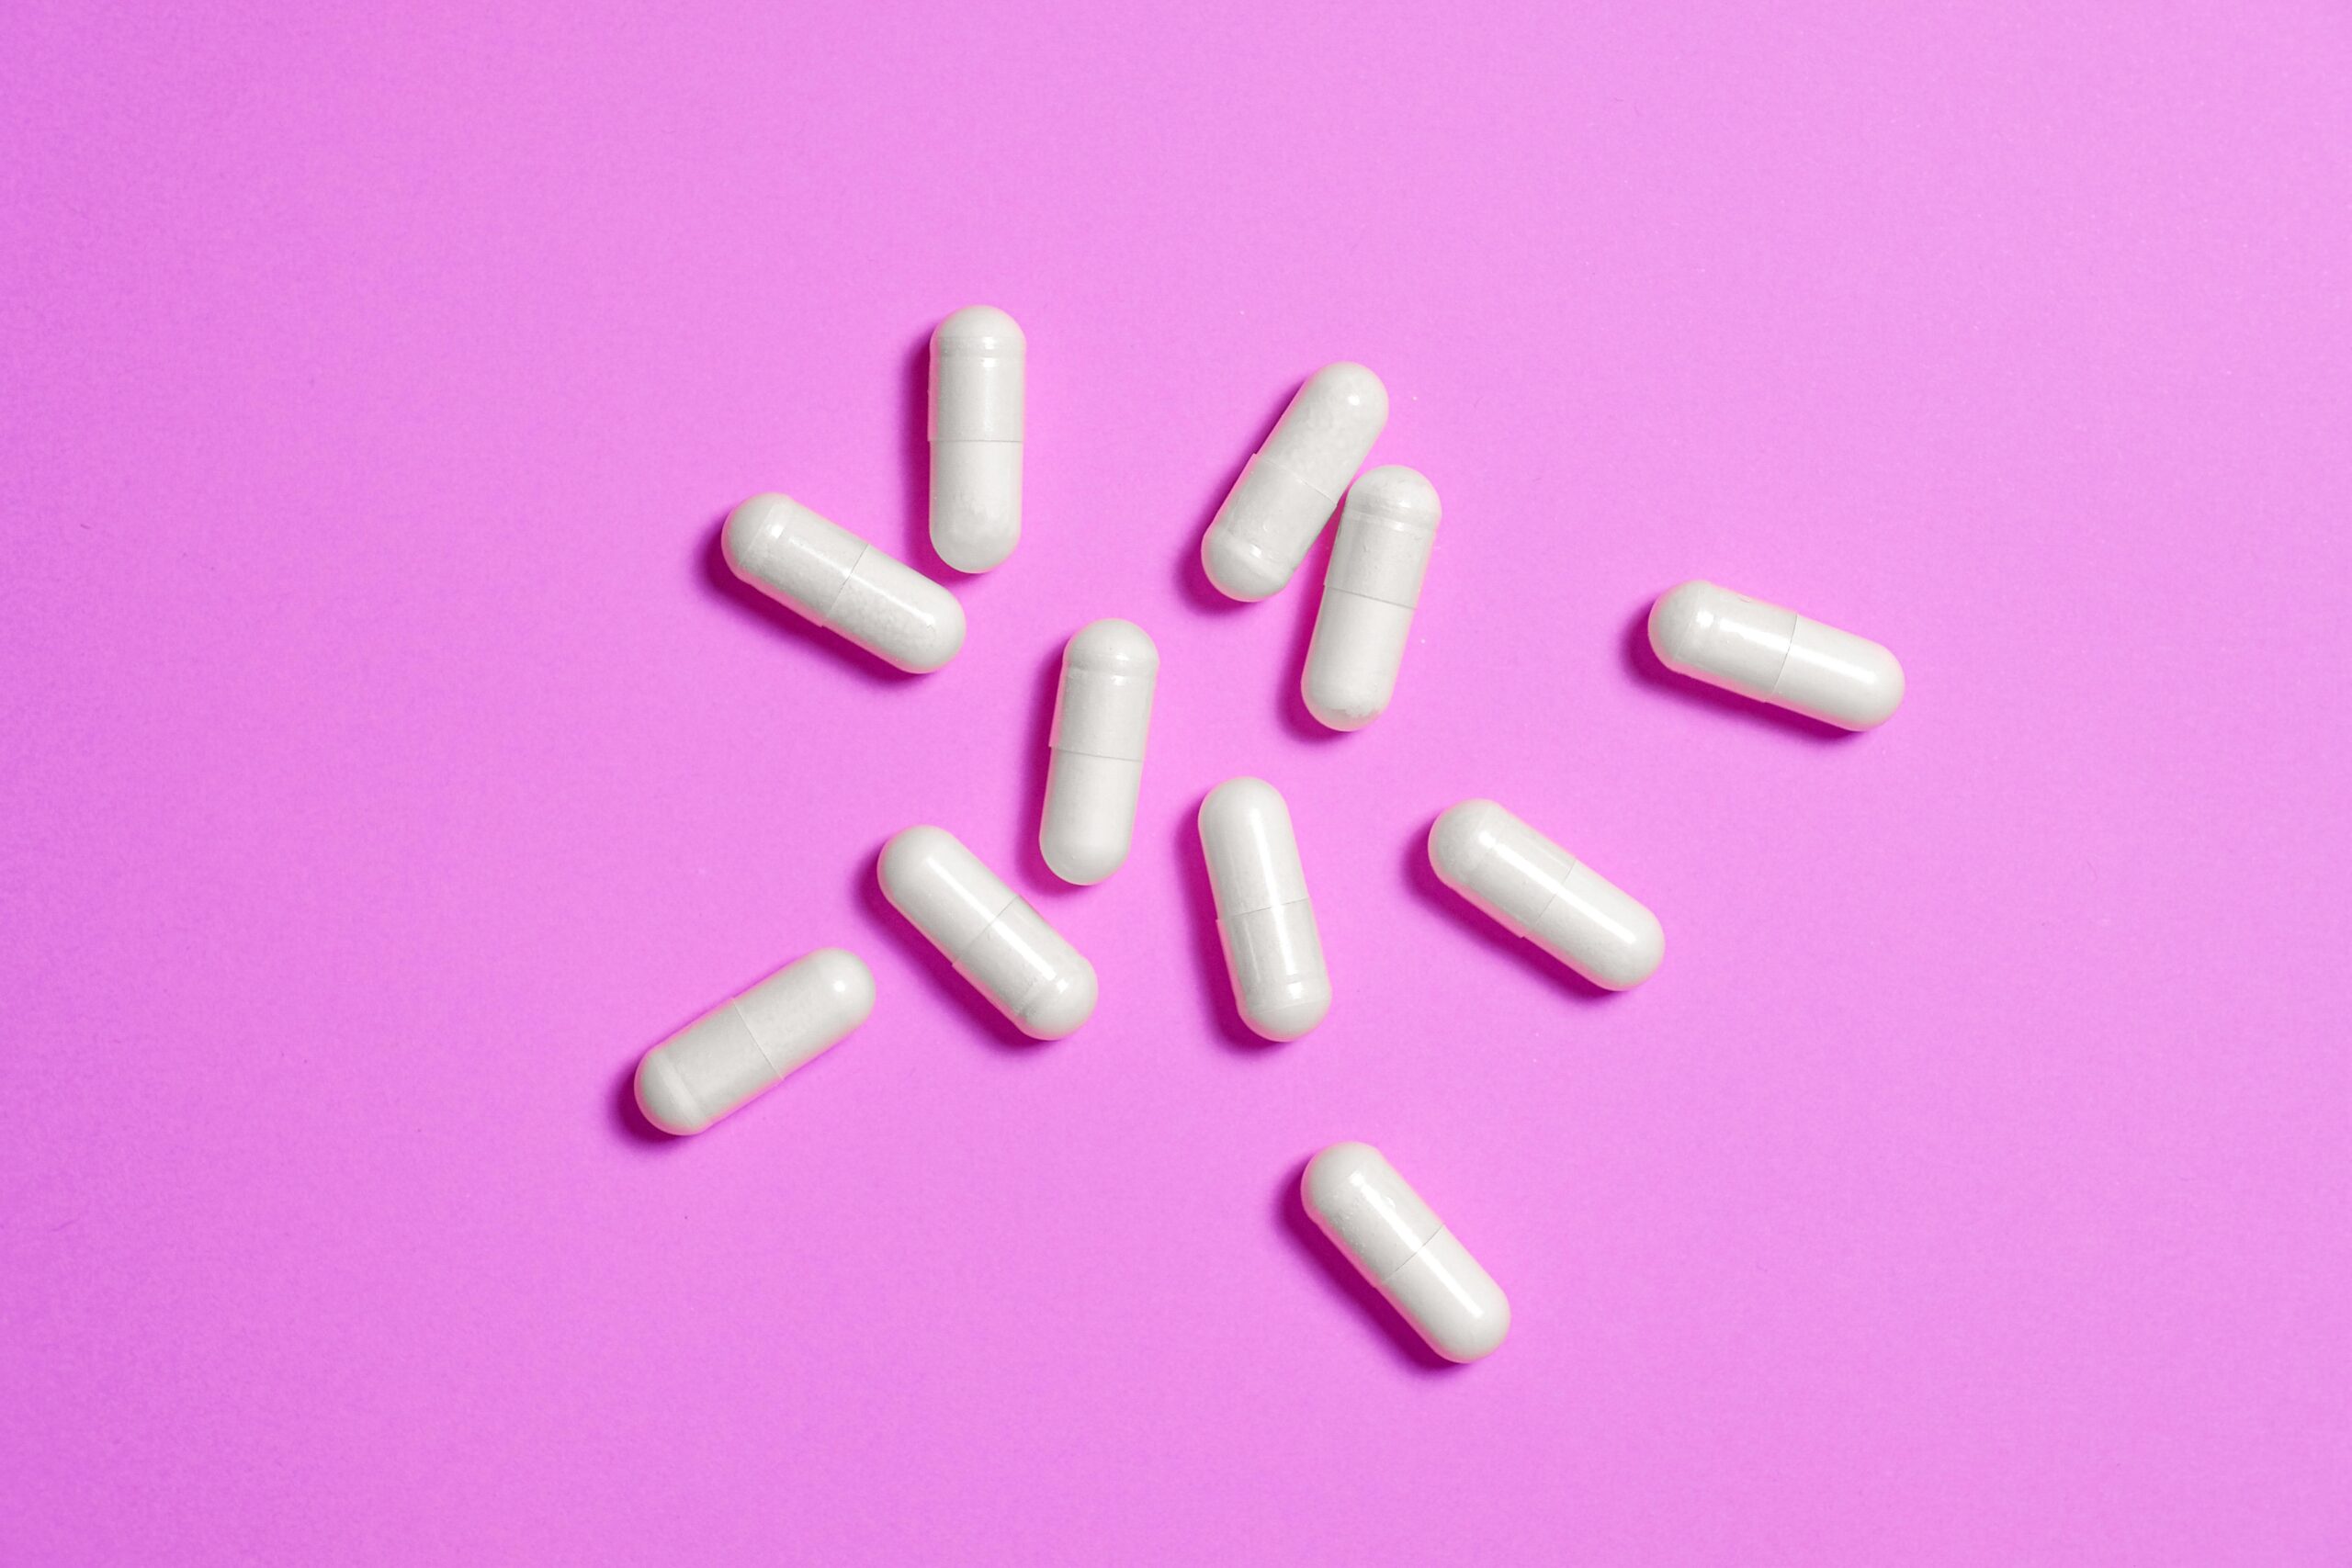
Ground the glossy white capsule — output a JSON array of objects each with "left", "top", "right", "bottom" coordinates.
[
  {"left": 1197, "top": 778, "right": 1329, "bottom": 1041},
  {"left": 634, "top": 948, "right": 875, "bottom": 1135},
  {"left": 929, "top": 306, "right": 1024, "bottom": 573},
  {"left": 723, "top": 493, "right": 966, "bottom": 673},
  {"left": 1647, "top": 581, "right": 1904, "bottom": 730},
  {"left": 1301, "top": 465, "right": 1441, "bottom": 730},
  {"left": 1429, "top": 799, "right": 1663, "bottom": 991},
  {"left": 1201, "top": 362, "right": 1388, "bottom": 601},
  {"left": 1301, "top": 1142, "right": 1510, "bottom": 1363},
  {"left": 878, "top": 826, "right": 1096, "bottom": 1039},
  {"left": 1039, "top": 619, "right": 1159, "bottom": 886}
]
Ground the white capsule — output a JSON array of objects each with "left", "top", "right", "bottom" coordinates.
[
  {"left": 1301, "top": 465, "right": 1441, "bottom": 730},
  {"left": 1647, "top": 581, "right": 1904, "bottom": 730},
  {"left": 929, "top": 306, "right": 1025, "bottom": 573},
  {"left": 723, "top": 493, "right": 966, "bottom": 673},
  {"left": 1428, "top": 799, "right": 1663, "bottom": 991},
  {"left": 1039, "top": 619, "right": 1159, "bottom": 886},
  {"left": 1197, "top": 777, "right": 1329, "bottom": 1041},
  {"left": 1201, "top": 363, "right": 1388, "bottom": 601},
  {"left": 1301, "top": 1142, "right": 1510, "bottom": 1363},
  {"left": 634, "top": 948, "right": 876, "bottom": 1135},
  {"left": 878, "top": 826, "right": 1096, "bottom": 1039}
]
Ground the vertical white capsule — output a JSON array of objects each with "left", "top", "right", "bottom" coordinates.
[
  {"left": 1039, "top": 619, "right": 1159, "bottom": 886},
  {"left": 1201, "top": 363, "right": 1388, "bottom": 602},
  {"left": 634, "top": 948, "right": 876, "bottom": 1135},
  {"left": 929, "top": 306, "right": 1024, "bottom": 573},
  {"left": 1301, "top": 465, "right": 1442, "bottom": 730},
  {"left": 723, "top": 493, "right": 966, "bottom": 673},
  {"left": 1300, "top": 1142, "right": 1510, "bottom": 1363},
  {"left": 1647, "top": 581, "right": 1904, "bottom": 730},
  {"left": 1197, "top": 777, "right": 1329, "bottom": 1041},
  {"left": 1428, "top": 799, "right": 1663, "bottom": 991},
  {"left": 878, "top": 826, "right": 1096, "bottom": 1039}
]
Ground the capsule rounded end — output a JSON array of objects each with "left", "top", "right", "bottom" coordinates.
[
  {"left": 1018, "top": 955, "right": 1098, "bottom": 1040},
  {"left": 1305, "top": 361, "right": 1390, "bottom": 426},
  {"left": 1301, "top": 667, "right": 1383, "bottom": 732},
  {"left": 876, "top": 825, "right": 959, "bottom": 906},
  {"left": 802, "top": 947, "right": 878, "bottom": 1028},
  {"left": 896, "top": 592, "right": 967, "bottom": 674},
  {"left": 1202, "top": 528, "right": 1288, "bottom": 602},
  {"left": 1589, "top": 903, "right": 1666, "bottom": 991},
  {"left": 720, "top": 493, "right": 796, "bottom": 581},
  {"left": 1065, "top": 617, "right": 1159, "bottom": 676},
  {"left": 1198, "top": 776, "right": 1283, "bottom": 840},
  {"left": 1347, "top": 463, "right": 1439, "bottom": 525},
  {"left": 1041, "top": 823, "right": 1128, "bottom": 886},
  {"left": 1427, "top": 799, "right": 1506, "bottom": 888},
  {"left": 1645, "top": 581, "right": 1722, "bottom": 673},
  {"left": 1843, "top": 645, "right": 1905, "bottom": 729},
  {"left": 1245, "top": 986, "right": 1329, "bottom": 1043},
  {"left": 633, "top": 1049, "right": 707, "bottom": 1136},
  {"left": 933, "top": 304, "right": 1024, "bottom": 355},
  {"left": 1300, "top": 1140, "right": 1385, "bottom": 1214}
]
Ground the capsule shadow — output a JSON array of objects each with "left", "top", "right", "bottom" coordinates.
[
  {"left": 1171, "top": 800, "right": 1279, "bottom": 1053},
  {"left": 1013, "top": 641, "right": 1079, "bottom": 896},
  {"left": 1275, "top": 1158, "right": 1458, "bottom": 1373},
  {"left": 1171, "top": 384, "right": 1299, "bottom": 617},
  {"left": 609, "top": 1055, "right": 681, "bottom": 1149},
  {"left": 854, "top": 850, "right": 1044, "bottom": 1054},
  {"left": 1619, "top": 605, "right": 1857, "bottom": 742},
  {"left": 1402, "top": 823, "right": 1619, "bottom": 1007},
  {"left": 1276, "top": 522, "right": 1346, "bottom": 743},
  {"left": 695, "top": 513, "right": 921, "bottom": 689},
  {"left": 898, "top": 329, "right": 967, "bottom": 578}
]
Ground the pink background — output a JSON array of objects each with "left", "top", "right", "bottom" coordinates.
[{"left": 5, "top": 3, "right": 2349, "bottom": 1562}]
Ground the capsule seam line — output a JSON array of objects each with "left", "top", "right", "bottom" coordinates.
[
  {"left": 1761, "top": 622, "right": 1802, "bottom": 699},
  {"left": 1264, "top": 452, "right": 1339, "bottom": 507},
  {"left": 1374, "top": 1223, "right": 1444, "bottom": 1285},
  {"left": 726, "top": 998, "right": 788, "bottom": 1077},
  {"left": 814, "top": 543, "right": 872, "bottom": 629}
]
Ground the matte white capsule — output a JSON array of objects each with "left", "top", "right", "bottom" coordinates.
[
  {"left": 1301, "top": 465, "right": 1441, "bottom": 730},
  {"left": 1039, "top": 619, "right": 1159, "bottom": 886},
  {"left": 929, "top": 305, "right": 1024, "bottom": 573},
  {"left": 878, "top": 826, "right": 1096, "bottom": 1039},
  {"left": 634, "top": 948, "right": 875, "bottom": 1135},
  {"left": 1201, "top": 362, "right": 1388, "bottom": 601},
  {"left": 723, "top": 493, "right": 966, "bottom": 673},
  {"left": 1647, "top": 581, "right": 1904, "bottom": 730},
  {"left": 1429, "top": 799, "right": 1663, "bottom": 991},
  {"left": 1301, "top": 1142, "right": 1510, "bottom": 1363},
  {"left": 1197, "top": 777, "right": 1329, "bottom": 1041}
]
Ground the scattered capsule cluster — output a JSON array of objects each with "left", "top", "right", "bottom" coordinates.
[{"left": 637, "top": 306, "right": 1907, "bottom": 1365}]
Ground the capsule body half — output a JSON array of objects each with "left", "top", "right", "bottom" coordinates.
[
  {"left": 1428, "top": 799, "right": 1663, "bottom": 991},
  {"left": 1647, "top": 581, "right": 1903, "bottom": 730},
  {"left": 929, "top": 306, "right": 1024, "bottom": 573},
  {"left": 878, "top": 826, "right": 1096, "bottom": 1039},
  {"left": 1040, "top": 619, "right": 1159, "bottom": 885},
  {"left": 635, "top": 947, "right": 876, "bottom": 1135},
  {"left": 1202, "top": 363, "right": 1388, "bottom": 602},
  {"left": 1302, "top": 465, "right": 1441, "bottom": 730},
  {"left": 1197, "top": 777, "right": 1329, "bottom": 1041},
  {"left": 1301, "top": 1142, "right": 1510, "bottom": 1363},
  {"left": 723, "top": 493, "right": 966, "bottom": 673}
]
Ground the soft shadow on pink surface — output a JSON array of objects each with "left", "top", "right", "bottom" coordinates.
[
  {"left": 695, "top": 514, "right": 921, "bottom": 687},
  {"left": 1403, "top": 826, "right": 1622, "bottom": 1007},
  {"left": 855, "top": 851, "right": 1044, "bottom": 1054},
  {"left": 1170, "top": 802, "right": 1277, "bottom": 1054},
  {"left": 1276, "top": 522, "right": 1345, "bottom": 743},
  {"left": 1170, "top": 385, "right": 1301, "bottom": 618},
  {"left": 897, "top": 330, "right": 953, "bottom": 576},
  {"left": 1618, "top": 605, "right": 1860, "bottom": 742},
  {"left": 1013, "top": 641, "right": 1075, "bottom": 895},
  {"left": 1275, "top": 1158, "right": 1458, "bottom": 1374}
]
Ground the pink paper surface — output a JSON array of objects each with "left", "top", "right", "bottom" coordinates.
[{"left": 5, "top": 3, "right": 2349, "bottom": 1562}]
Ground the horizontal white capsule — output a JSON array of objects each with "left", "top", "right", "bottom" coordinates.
[
  {"left": 1202, "top": 363, "right": 1388, "bottom": 602},
  {"left": 1197, "top": 777, "right": 1329, "bottom": 1041},
  {"left": 1301, "top": 465, "right": 1441, "bottom": 730},
  {"left": 635, "top": 948, "right": 875, "bottom": 1135},
  {"left": 1647, "top": 581, "right": 1903, "bottom": 730},
  {"left": 1040, "top": 619, "right": 1159, "bottom": 886},
  {"left": 929, "top": 305, "right": 1024, "bottom": 573},
  {"left": 1301, "top": 1142, "right": 1510, "bottom": 1363},
  {"left": 723, "top": 492, "right": 966, "bottom": 673},
  {"left": 878, "top": 826, "right": 1096, "bottom": 1039},
  {"left": 1429, "top": 800, "right": 1663, "bottom": 991}
]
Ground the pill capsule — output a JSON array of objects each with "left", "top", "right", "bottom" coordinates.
[
  {"left": 1039, "top": 619, "right": 1159, "bottom": 886},
  {"left": 1646, "top": 581, "right": 1904, "bottom": 730},
  {"left": 1301, "top": 465, "right": 1442, "bottom": 730},
  {"left": 1428, "top": 799, "right": 1663, "bottom": 991},
  {"left": 1300, "top": 1142, "right": 1510, "bottom": 1363},
  {"left": 634, "top": 948, "right": 875, "bottom": 1135},
  {"left": 929, "top": 306, "right": 1024, "bottom": 573},
  {"left": 723, "top": 493, "right": 966, "bottom": 673},
  {"left": 1197, "top": 777, "right": 1329, "bottom": 1041},
  {"left": 1201, "top": 363, "right": 1388, "bottom": 601},
  {"left": 878, "top": 826, "right": 1096, "bottom": 1039}
]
